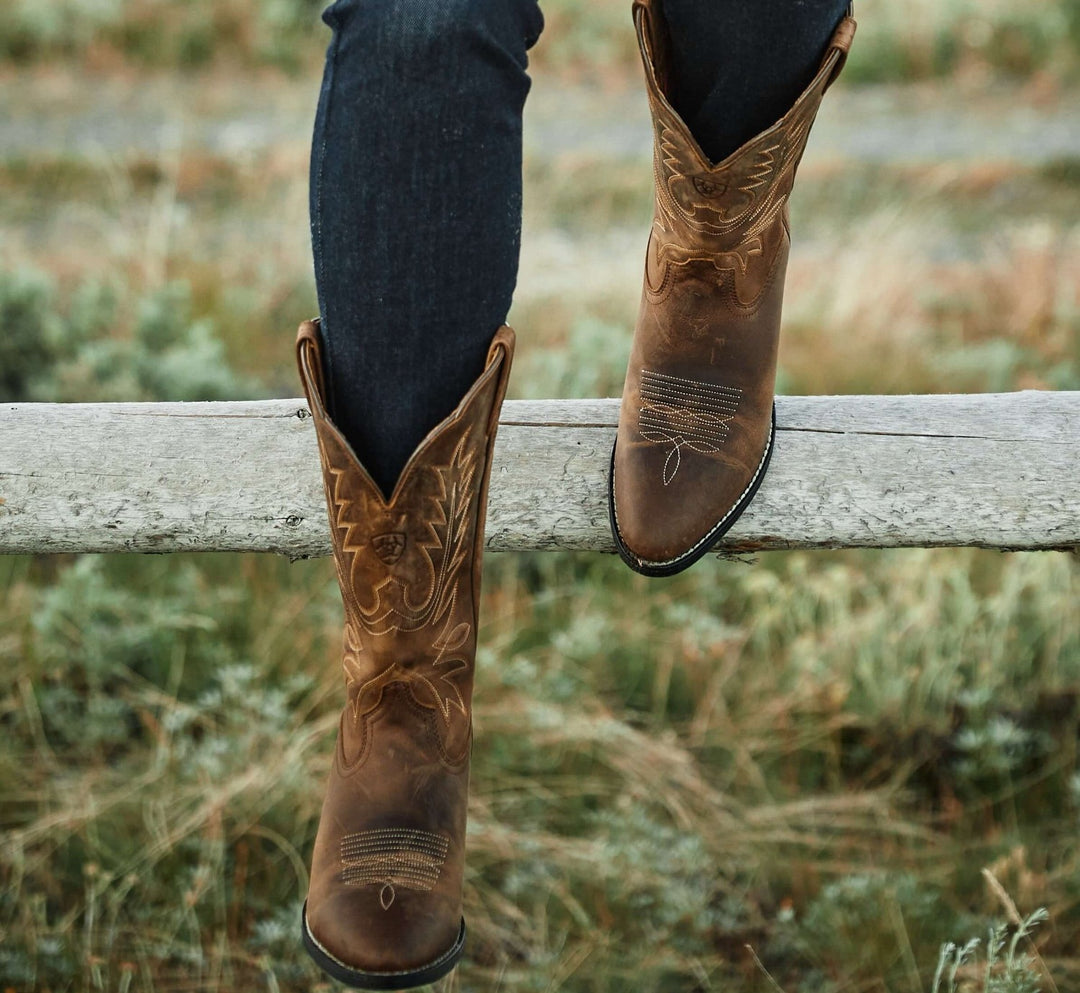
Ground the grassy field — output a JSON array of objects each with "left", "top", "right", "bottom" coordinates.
[
  {"left": 3, "top": 0, "right": 1080, "bottom": 84},
  {"left": 2, "top": 2, "right": 1080, "bottom": 991}
]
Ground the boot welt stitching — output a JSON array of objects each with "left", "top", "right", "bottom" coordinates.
[{"left": 304, "top": 909, "right": 464, "bottom": 979}]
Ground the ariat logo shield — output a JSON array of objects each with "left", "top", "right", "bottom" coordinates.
[
  {"left": 372, "top": 532, "right": 406, "bottom": 564},
  {"left": 693, "top": 175, "right": 728, "bottom": 198}
]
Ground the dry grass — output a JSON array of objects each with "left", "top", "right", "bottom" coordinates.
[{"left": 3, "top": 547, "right": 1076, "bottom": 990}]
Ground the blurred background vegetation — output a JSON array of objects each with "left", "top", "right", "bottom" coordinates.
[
  {"left": 2, "top": 0, "right": 1079, "bottom": 990},
  {"left": 2, "top": 0, "right": 1080, "bottom": 82}
]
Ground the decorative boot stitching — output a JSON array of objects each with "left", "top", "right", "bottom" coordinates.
[
  {"left": 638, "top": 370, "right": 743, "bottom": 486},
  {"left": 647, "top": 85, "right": 820, "bottom": 305},
  {"left": 349, "top": 437, "right": 477, "bottom": 722},
  {"left": 340, "top": 829, "right": 450, "bottom": 910}
]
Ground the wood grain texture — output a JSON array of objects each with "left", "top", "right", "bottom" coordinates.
[{"left": 1, "top": 393, "right": 1077, "bottom": 556}]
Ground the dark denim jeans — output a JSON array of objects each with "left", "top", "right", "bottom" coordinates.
[{"left": 310, "top": 0, "right": 848, "bottom": 495}]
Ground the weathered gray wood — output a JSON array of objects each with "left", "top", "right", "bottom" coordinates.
[{"left": 1, "top": 393, "right": 1077, "bottom": 556}]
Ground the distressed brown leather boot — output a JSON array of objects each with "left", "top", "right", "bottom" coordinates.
[
  {"left": 295, "top": 319, "right": 513, "bottom": 990},
  {"left": 610, "top": 0, "right": 855, "bottom": 576}
]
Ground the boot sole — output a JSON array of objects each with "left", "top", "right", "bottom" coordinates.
[
  {"left": 302, "top": 902, "right": 466, "bottom": 990},
  {"left": 608, "top": 404, "right": 776, "bottom": 578}
]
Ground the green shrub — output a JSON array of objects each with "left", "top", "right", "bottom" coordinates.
[
  {"left": 933, "top": 909, "right": 1048, "bottom": 993},
  {"left": 0, "top": 268, "right": 260, "bottom": 403},
  {"left": 0, "top": 269, "right": 63, "bottom": 401}
]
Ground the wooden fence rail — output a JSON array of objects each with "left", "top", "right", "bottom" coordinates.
[{"left": 1, "top": 392, "right": 1077, "bottom": 556}]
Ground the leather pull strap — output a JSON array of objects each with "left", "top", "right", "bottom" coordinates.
[
  {"left": 825, "top": 15, "right": 858, "bottom": 90},
  {"left": 296, "top": 319, "right": 328, "bottom": 415},
  {"left": 482, "top": 327, "right": 514, "bottom": 437}
]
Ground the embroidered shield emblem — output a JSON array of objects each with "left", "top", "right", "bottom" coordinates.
[
  {"left": 693, "top": 175, "right": 728, "bottom": 198},
  {"left": 371, "top": 532, "right": 406, "bottom": 565}
]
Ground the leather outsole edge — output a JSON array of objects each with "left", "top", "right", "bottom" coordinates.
[{"left": 301, "top": 903, "right": 466, "bottom": 991}]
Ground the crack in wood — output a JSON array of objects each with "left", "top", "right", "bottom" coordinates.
[{"left": 780, "top": 426, "right": 1069, "bottom": 443}]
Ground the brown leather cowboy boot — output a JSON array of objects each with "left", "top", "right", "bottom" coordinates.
[
  {"left": 609, "top": 0, "right": 855, "bottom": 576},
  {"left": 295, "top": 319, "right": 513, "bottom": 990}
]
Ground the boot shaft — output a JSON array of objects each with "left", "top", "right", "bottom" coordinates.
[
  {"left": 635, "top": 0, "right": 856, "bottom": 303},
  {"left": 297, "top": 321, "right": 513, "bottom": 986},
  {"left": 296, "top": 320, "right": 513, "bottom": 765}
]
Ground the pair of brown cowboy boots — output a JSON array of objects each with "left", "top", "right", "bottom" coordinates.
[{"left": 296, "top": 2, "right": 854, "bottom": 987}]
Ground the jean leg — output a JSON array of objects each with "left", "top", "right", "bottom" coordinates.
[
  {"left": 659, "top": 0, "right": 850, "bottom": 162},
  {"left": 310, "top": 0, "right": 543, "bottom": 496}
]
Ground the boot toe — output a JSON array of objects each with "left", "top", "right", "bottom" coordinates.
[
  {"left": 304, "top": 891, "right": 464, "bottom": 990},
  {"left": 609, "top": 410, "right": 774, "bottom": 577}
]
